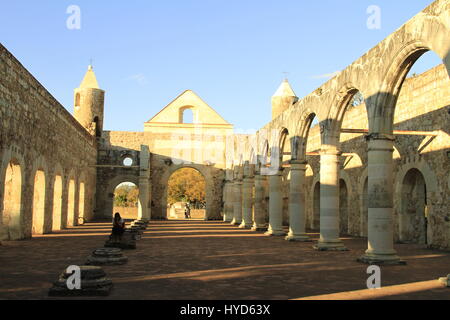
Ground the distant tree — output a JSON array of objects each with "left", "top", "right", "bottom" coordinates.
[
  {"left": 168, "top": 168, "right": 205, "bottom": 206},
  {"left": 114, "top": 185, "right": 139, "bottom": 207}
]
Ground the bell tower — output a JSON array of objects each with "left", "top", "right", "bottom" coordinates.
[
  {"left": 272, "top": 79, "right": 298, "bottom": 120},
  {"left": 74, "top": 65, "right": 105, "bottom": 137}
]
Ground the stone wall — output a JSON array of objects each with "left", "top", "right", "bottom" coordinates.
[{"left": 0, "top": 43, "right": 98, "bottom": 240}]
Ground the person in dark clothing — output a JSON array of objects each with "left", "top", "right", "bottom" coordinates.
[
  {"left": 112, "top": 212, "right": 125, "bottom": 243},
  {"left": 184, "top": 204, "right": 191, "bottom": 219}
]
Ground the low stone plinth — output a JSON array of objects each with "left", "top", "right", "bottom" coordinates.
[
  {"left": 125, "top": 228, "right": 142, "bottom": 240},
  {"left": 86, "top": 248, "right": 128, "bottom": 266},
  {"left": 131, "top": 220, "right": 147, "bottom": 230},
  {"left": 439, "top": 275, "right": 450, "bottom": 287},
  {"left": 105, "top": 232, "right": 136, "bottom": 250},
  {"left": 48, "top": 266, "right": 113, "bottom": 297}
]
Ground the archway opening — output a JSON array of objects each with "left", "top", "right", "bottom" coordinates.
[
  {"left": 52, "top": 174, "right": 63, "bottom": 231},
  {"left": 167, "top": 168, "right": 206, "bottom": 220},
  {"left": 67, "top": 179, "right": 76, "bottom": 227},
  {"left": 2, "top": 160, "right": 22, "bottom": 240},
  {"left": 400, "top": 168, "right": 428, "bottom": 245},
  {"left": 181, "top": 108, "right": 194, "bottom": 124},
  {"left": 32, "top": 170, "right": 46, "bottom": 235},
  {"left": 78, "top": 181, "right": 86, "bottom": 224},
  {"left": 113, "top": 182, "right": 139, "bottom": 220},
  {"left": 339, "top": 179, "right": 349, "bottom": 235},
  {"left": 361, "top": 177, "right": 368, "bottom": 238},
  {"left": 313, "top": 181, "right": 320, "bottom": 230}
]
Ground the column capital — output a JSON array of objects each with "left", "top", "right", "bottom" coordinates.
[
  {"left": 290, "top": 160, "right": 308, "bottom": 171},
  {"left": 364, "top": 132, "right": 395, "bottom": 142},
  {"left": 319, "top": 149, "right": 341, "bottom": 156}
]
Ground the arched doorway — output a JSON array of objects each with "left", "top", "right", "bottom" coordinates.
[
  {"left": 167, "top": 168, "right": 206, "bottom": 220},
  {"left": 399, "top": 168, "right": 428, "bottom": 244},
  {"left": 32, "top": 170, "right": 46, "bottom": 235},
  {"left": 67, "top": 178, "right": 76, "bottom": 227},
  {"left": 113, "top": 182, "right": 139, "bottom": 220},
  {"left": 52, "top": 174, "right": 63, "bottom": 231},
  {"left": 361, "top": 177, "right": 368, "bottom": 238},
  {"left": 78, "top": 181, "right": 86, "bottom": 224},
  {"left": 313, "top": 181, "right": 320, "bottom": 230},
  {"left": 2, "top": 159, "right": 23, "bottom": 240},
  {"left": 339, "top": 179, "right": 348, "bottom": 235}
]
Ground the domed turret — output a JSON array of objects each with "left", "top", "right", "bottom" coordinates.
[
  {"left": 272, "top": 79, "right": 298, "bottom": 120},
  {"left": 74, "top": 65, "right": 105, "bottom": 137}
]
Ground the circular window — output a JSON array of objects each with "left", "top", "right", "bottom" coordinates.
[{"left": 123, "top": 157, "right": 133, "bottom": 167}]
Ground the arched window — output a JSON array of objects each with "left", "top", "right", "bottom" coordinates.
[{"left": 181, "top": 108, "right": 194, "bottom": 124}]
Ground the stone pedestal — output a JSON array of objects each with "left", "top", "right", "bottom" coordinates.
[
  {"left": 286, "top": 161, "right": 311, "bottom": 242},
  {"left": 86, "top": 248, "right": 128, "bottom": 266},
  {"left": 231, "top": 181, "right": 243, "bottom": 225},
  {"left": 240, "top": 177, "right": 254, "bottom": 229},
  {"left": 439, "top": 275, "right": 450, "bottom": 287},
  {"left": 265, "top": 171, "right": 286, "bottom": 236},
  {"left": 105, "top": 231, "right": 137, "bottom": 250},
  {"left": 358, "top": 136, "right": 403, "bottom": 264},
  {"left": 48, "top": 266, "right": 113, "bottom": 297},
  {"left": 314, "top": 151, "right": 347, "bottom": 251},
  {"left": 252, "top": 174, "right": 268, "bottom": 231}
]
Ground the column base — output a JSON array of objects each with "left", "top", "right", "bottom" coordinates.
[
  {"left": 265, "top": 230, "right": 286, "bottom": 237},
  {"left": 357, "top": 253, "right": 406, "bottom": 265},
  {"left": 239, "top": 223, "right": 252, "bottom": 229},
  {"left": 438, "top": 275, "right": 450, "bottom": 287},
  {"left": 285, "top": 234, "right": 312, "bottom": 242},
  {"left": 231, "top": 220, "right": 242, "bottom": 226},
  {"left": 313, "top": 240, "right": 348, "bottom": 251},
  {"left": 252, "top": 225, "right": 268, "bottom": 232}
]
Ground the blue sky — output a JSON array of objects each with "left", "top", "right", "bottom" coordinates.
[{"left": 0, "top": 0, "right": 442, "bottom": 132}]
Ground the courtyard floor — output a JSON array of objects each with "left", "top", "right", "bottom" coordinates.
[{"left": 0, "top": 219, "right": 449, "bottom": 300}]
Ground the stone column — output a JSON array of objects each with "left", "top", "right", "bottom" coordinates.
[
  {"left": 252, "top": 173, "right": 268, "bottom": 231},
  {"left": 358, "top": 135, "right": 403, "bottom": 264},
  {"left": 265, "top": 170, "right": 286, "bottom": 236},
  {"left": 223, "top": 181, "right": 234, "bottom": 222},
  {"left": 240, "top": 162, "right": 254, "bottom": 229},
  {"left": 231, "top": 180, "right": 243, "bottom": 225},
  {"left": 314, "top": 151, "right": 347, "bottom": 251},
  {"left": 286, "top": 161, "right": 311, "bottom": 242},
  {"left": 138, "top": 145, "right": 151, "bottom": 222}
]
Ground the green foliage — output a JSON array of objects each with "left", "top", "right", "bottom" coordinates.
[
  {"left": 114, "top": 185, "right": 139, "bottom": 207},
  {"left": 168, "top": 168, "right": 205, "bottom": 206}
]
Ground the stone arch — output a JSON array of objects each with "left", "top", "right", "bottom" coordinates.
[
  {"left": 310, "top": 176, "right": 320, "bottom": 230},
  {"left": 161, "top": 164, "right": 219, "bottom": 220},
  {"left": 31, "top": 156, "right": 49, "bottom": 235},
  {"left": 358, "top": 167, "right": 369, "bottom": 238},
  {"left": 325, "top": 84, "right": 366, "bottom": 149},
  {"left": 105, "top": 174, "right": 140, "bottom": 220},
  {"left": 339, "top": 170, "right": 353, "bottom": 236},
  {"left": 297, "top": 109, "right": 320, "bottom": 161},
  {"left": 373, "top": 39, "right": 450, "bottom": 133},
  {"left": 66, "top": 169, "right": 77, "bottom": 227},
  {"left": 179, "top": 105, "right": 197, "bottom": 124},
  {"left": 51, "top": 164, "right": 64, "bottom": 232},
  {"left": 0, "top": 147, "right": 26, "bottom": 240},
  {"left": 395, "top": 160, "right": 439, "bottom": 245},
  {"left": 78, "top": 171, "right": 87, "bottom": 224}
]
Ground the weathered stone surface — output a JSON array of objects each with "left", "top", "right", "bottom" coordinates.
[
  {"left": 104, "top": 232, "right": 137, "bottom": 250},
  {"left": 86, "top": 248, "right": 128, "bottom": 266},
  {"left": 48, "top": 266, "right": 113, "bottom": 297}
]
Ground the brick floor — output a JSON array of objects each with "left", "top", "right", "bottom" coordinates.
[{"left": 0, "top": 219, "right": 449, "bottom": 300}]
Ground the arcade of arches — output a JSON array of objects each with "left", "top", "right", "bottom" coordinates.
[{"left": 0, "top": 0, "right": 449, "bottom": 271}]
